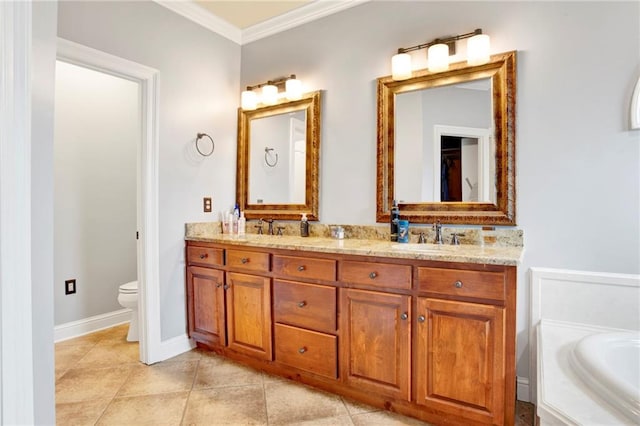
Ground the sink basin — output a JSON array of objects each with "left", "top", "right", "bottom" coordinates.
[{"left": 391, "top": 243, "right": 459, "bottom": 253}]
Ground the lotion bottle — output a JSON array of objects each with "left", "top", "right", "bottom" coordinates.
[
  {"left": 300, "top": 213, "right": 309, "bottom": 237},
  {"left": 238, "top": 211, "right": 246, "bottom": 236}
]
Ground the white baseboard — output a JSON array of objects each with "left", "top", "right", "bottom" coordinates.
[
  {"left": 157, "top": 334, "right": 196, "bottom": 363},
  {"left": 54, "top": 308, "right": 132, "bottom": 342},
  {"left": 517, "top": 376, "right": 530, "bottom": 402}
]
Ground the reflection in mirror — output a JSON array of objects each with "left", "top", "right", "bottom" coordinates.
[
  {"left": 395, "top": 79, "right": 495, "bottom": 203},
  {"left": 237, "top": 91, "right": 321, "bottom": 221},
  {"left": 377, "top": 51, "right": 516, "bottom": 225},
  {"left": 249, "top": 110, "right": 306, "bottom": 204}
]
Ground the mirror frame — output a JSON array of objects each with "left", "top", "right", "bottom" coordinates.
[
  {"left": 376, "top": 50, "right": 517, "bottom": 225},
  {"left": 237, "top": 90, "right": 321, "bottom": 221}
]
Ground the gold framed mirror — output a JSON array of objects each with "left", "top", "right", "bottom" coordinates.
[
  {"left": 377, "top": 50, "right": 516, "bottom": 225},
  {"left": 237, "top": 91, "right": 321, "bottom": 220}
]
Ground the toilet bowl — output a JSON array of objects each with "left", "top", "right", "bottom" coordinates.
[{"left": 117, "top": 280, "right": 139, "bottom": 342}]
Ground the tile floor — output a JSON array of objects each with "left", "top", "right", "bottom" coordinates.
[{"left": 56, "top": 324, "right": 535, "bottom": 425}]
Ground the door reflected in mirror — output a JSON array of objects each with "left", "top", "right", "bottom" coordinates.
[
  {"left": 394, "top": 78, "right": 495, "bottom": 204},
  {"left": 249, "top": 110, "right": 306, "bottom": 204}
]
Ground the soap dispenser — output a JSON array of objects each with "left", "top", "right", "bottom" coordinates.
[
  {"left": 390, "top": 200, "right": 400, "bottom": 241},
  {"left": 300, "top": 213, "right": 309, "bottom": 237}
]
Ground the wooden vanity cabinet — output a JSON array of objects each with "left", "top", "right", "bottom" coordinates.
[{"left": 185, "top": 240, "right": 517, "bottom": 426}]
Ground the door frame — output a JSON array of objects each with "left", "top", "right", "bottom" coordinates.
[{"left": 56, "top": 38, "right": 162, "bottom": 364}]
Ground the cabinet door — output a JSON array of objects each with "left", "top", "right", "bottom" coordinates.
[
  {"left": 226, "top": 272, "right": 272, "bottom": 360},
  {"left": 340, "top": 288, "right": 411, "bottom": 400},
  {"left": 186, "top": 266, "right": 226, "bottom": 346},
  {"left": 416, "top": 297, "right": 505, "bottom": 425}
]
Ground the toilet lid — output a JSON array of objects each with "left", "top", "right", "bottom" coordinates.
[{"left": 119, "top": 280, "right": 138, "bottom": 293}]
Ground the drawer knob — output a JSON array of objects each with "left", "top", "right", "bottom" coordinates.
[
  {"left": 369, "top": 272, "right": 378, "bottom": 279},
  {"left": 297, "top": 301, "right": 307, "bottom": 308},
  {"left": 241, "top": 257, "right": 249, "bottom": 264},
  {"left": 298, "top": 347, "right": 307, "bottom": 354},
  {"left": 297, "top": 265, "right": 306, "bottom": 272},
  {"left": 418, "top": 315, "right": 426, "bottom": 323},
  {"left": 400, "top": 312, "right": 408, "bottom": 320},
  {"left": 454, "top": 280, "right": 463, "bottom": 288},
  {"left": 199, "top": 254, "right": 208, "bottom": 259}
]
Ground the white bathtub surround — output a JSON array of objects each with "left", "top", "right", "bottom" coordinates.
[{"left": 531, "top": 268, "right": 640, "bottom": 424}]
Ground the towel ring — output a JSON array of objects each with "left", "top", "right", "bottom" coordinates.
[
  {"left": 264, "top": 147, "right": 278, "bottom": 167},
  {"left": 196, "top": 133, "right": 214, "bottom": 157}
]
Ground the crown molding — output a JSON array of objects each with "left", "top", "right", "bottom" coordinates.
[
  {"left": 242, "top": 0, "right": 370, "bottom": 44},
  {"left": 156, "top": 0, "right": 370, "bottom": 46},
  {"left": 154, "top": 0, "right": 242, "bottom": 44}
]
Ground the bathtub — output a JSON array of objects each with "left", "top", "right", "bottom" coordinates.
[
  {"left": 537, "top": 320, "right": 640, "bottom": 425},
  {"left": 569, "top": 331, "right": 640, "bottom": 423}
]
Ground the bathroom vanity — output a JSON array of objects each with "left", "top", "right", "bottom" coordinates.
[{"left": 185, "top": 234, "right": 521, "bottom": 425}]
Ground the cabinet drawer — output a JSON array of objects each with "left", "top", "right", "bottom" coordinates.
[
  {"left": 273, "top": 255, "right": 336, "bottom": 282},
  {"left": 274, "top": 323, "right": 337, "bottom": 379},
  {"left": 186, "top": 246, "right": 224, "bottom": 267},
  {"left": 339, "top": 260, "right": 412, "bottom": 290},
  {"left": 226, "top": 249, "right": 270, "bottom": 272},
  {"left": 417, "top": 267, "right": 505, "bottom": 301},
  {"left": 274, "top": 280, "right": 336, "bottom": 333}
]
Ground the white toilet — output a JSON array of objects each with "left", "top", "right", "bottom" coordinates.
[{"left": 117, "top": 280, "right": 139, "bottom": 342}]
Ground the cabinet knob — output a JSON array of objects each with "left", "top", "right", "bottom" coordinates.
[
  {"left": 216, "top": 283, "right": 222, "bottom": 288},
  {"left": 454, "top": 280, "right": 463, "bottom": 288},
  {"left": 369, "top": 271, "right": 378, "bottom": 279},
  {"left": 241, "top": 257, "right": 249, "bottom": 264},
  {"left": 199, "top": 253, "right": 208, "bottom": 259},
  {"left": 400, "top": 312, "right": 408, "bottom": 320},
  {"left": 297, "top": 265, "right": 306, "bottom": 272},
  {"left": 418, "top": 315, "right": 426, "bottom": 323},
  {"left": 297, "top": 301, "right": 307, "bottom": 308},
  {"left": 223, "top": 284, "right": 229, "bottom": 290},
  {"left": 298, "top": 347, "right": 307, "bottom": 354}
]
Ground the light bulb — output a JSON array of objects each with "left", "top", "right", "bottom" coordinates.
[
  {"left": 391, "top": 53, "right": 412, "bottom": 81},
  {"left": 262, "top": 84, "right": 278, "bottom": 105},
  {"left": 467, "top": 34, "right": 491, "bottom": 66},
  {"left": 428, "top": 43, "right": 449, "bottom": 72},
  {"left": 241, "top": 90, "right": 257, "bottom": 110},
  {"left": 285, "top": 78, "right": 302, "bottom": 100}
]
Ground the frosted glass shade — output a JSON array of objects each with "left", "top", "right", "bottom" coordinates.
[
  {"left": 241, "top": 90, "right": 258, "bottom": 110},
  {"left": 262, "top": 84, "right": 278, "bottom": 105},
  {"left": 285, "top": 78, "right": 302, "bottom": 100},
  {"left": 428, "top": 43, "right": 449, "bottom": 72},
  {"left": 391, "top": 53, "right": 412, "bottom": 80},
  {"left": 467, "top": 34, "right": 491, "bottom": 65}
]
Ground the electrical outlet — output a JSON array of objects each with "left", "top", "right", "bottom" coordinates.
[
  {"left": 203, "top": 197, "right": 212, "bottom": 213},
  {"left": 65, "top": 279, "right": 76, "bottom": 295}
]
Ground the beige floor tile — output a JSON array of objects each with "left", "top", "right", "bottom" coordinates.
[
  {"left": 55, "top": 366, "right": 133, "bottom": 404},
  {"left": 350, "top": 410, "right": 431, "bottom": 426},
  {"left": 96, "top": 391, "right": 189, "bottom": 426},
  {"left": 56, "top": 398, "right": 111, "bottom": 426},
  {"left": 56, "top": 333, "right": 104, "bottom": 347},
  {"left": 117, "top": 361, "right": 198, "bottom": 397},
  {"left": 282, "top": 414, "right": 355, "bottom": 425},
  {"left": 94, "top": 324, "right": 133, "bottom": 343},
  {"left": 76, "top": 340, "right": 140, "bottom": 368},
  {"left": 341, "top": 396, "right": 381, "bottom": 416},
  {"left": 182, "top": 385, "right": 267, "bottom": 425},
  {"left": 516, "top": 400, "right": 535, "bottom": 426},
  {"left": 265, "top": 380, "right": 349, "bottom": 425},
  {"left": 164, "top": 348, "right": 204, "bottom": 362},
  {"left": 55, "top": 344, "right": 94, "bottom": 378},
  {"left": 193, "top": 357, "right": 263, "bottom": 390}
]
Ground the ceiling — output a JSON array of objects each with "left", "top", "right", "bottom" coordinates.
[{"left": 194, "top": 1, "right": 313, "bottom": 30}]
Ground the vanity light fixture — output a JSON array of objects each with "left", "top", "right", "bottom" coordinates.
[
  {"left": 240, "top": 74, "right": 302, "bottom": 110},
  {"left": 391, "top": 28, "right": 491, "bottom": 80}
]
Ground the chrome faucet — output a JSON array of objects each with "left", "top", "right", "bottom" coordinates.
[
  {"left": 418, "top": 232, "right": 427, "bottom": 244},
  {"left": 255, "top": 219, "right": 264, "bottom": 235},
  {"left": 263, "top": 218, "right": 274, "bottom": 235},
  {"left": 433, "top": 221, "right": 443, "bottom": 244}
]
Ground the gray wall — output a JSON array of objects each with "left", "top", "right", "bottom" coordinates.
[
  {"left": 54, "top": 62, "right": 139, "bottom": 325},
  {"left": 32, "top": 1, "right": 58, "bottom": 423},
  {"left": 57, "top": 1, "right": 241, "bottom": 340},
  {"left": 240, "top": 1, "right": 640, "bottom": 389}
]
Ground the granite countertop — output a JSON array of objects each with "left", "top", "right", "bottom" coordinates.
[{"left": 186, "top": 234, "right": 524, "bottom": 266}]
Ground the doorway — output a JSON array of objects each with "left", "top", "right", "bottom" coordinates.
[{"left": 56, "top": 38, "right": 161, "bottom": 364}]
